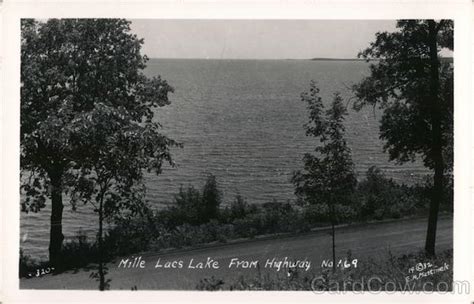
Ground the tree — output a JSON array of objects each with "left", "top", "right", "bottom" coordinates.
[
  {"left": 67, "top": 107, "right": 176, "bottom": 290},
  {"left": 292, "top": 82, "right": 357, "bottom": 272},
  {"left": 201, "top": 174, "right": 222, "bottom": 221},
  {"left": 351, "top": 20, "right": 453, "bottom": 256},
  {"left": 169, "top": 174, "right": 222, "bottom": 226},
  {"left": 20, "top": 19, "right": 176, "bottom": 266}
]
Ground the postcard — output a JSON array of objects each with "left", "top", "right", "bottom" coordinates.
[{"left": 1, "top": 0, "right": 472, "bottom": 303}]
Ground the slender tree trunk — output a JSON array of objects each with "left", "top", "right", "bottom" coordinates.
[
  {"left": 98, "top": 191, "right": 105, "bottom": 291},
  {"left": 331, "top": 219, "right": 336, "bottom": 273},
  {"left": 48, "top": 168, "right": 64, "bottom": 267},
  {"left": 329, "top": 200, "right": 336, "bottom": 273},
  {"left": 425, "top": 20, "right": 444, "bottom": 257}
]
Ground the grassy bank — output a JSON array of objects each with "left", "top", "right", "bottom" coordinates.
[{"left": 196, "top": 250, "right": 453, "bottom": 291}]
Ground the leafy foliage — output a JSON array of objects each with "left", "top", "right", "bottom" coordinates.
[
  {"left": 351, "top": 19, "right": 453, "bottom": 179},
  {"left": 21, "top": 18, "right": 176, "bottom": 212},
  {"left": 201, "top": 174, "right": 222, "bottom": 220},
  {"left": 20, "top": 18, "right": 177, "bottom": 264},
  {"left": 351, "top": 20, "right": 453, "bottom": 255},
  {"left": 355, "top": 166, "right": 425, "bottom": 220},
  {"left": 292, "top": 82, "right": 357, "bottom": 272},
  {"left": 352, "top": 21, "right": 453, "bottom": 169},
  {"left": 163, "top": 175, "right": 222, "bottom": 226},
  {"left": 292, "top": 82, "right": 357, "bottom": 222},
  {"left": 219, "top": 195, "right": 259, "bottom": 223}
]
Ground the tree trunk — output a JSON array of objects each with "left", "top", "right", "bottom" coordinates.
[
  {"left": 331, "top": 219, "right": 336, "bottom": 273},
  {"left": 329, "top": 200, "right": 336, "bottom": 273},
  {"left": 425, "top": 20, "right": 444, "bottom": 257},
  {"left": 48, "top": 168, "right": 64, "bottom": 267},
  {"left": 98, "top": 192, "right": 105, "bottom": 291}
]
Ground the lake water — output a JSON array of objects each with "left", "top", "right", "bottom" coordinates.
[{"left": 20, "top": 59, "right": 428, "bottom": 259}]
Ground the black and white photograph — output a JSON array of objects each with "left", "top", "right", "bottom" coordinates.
[
  {"left": 15, "top": 17, "right": 457, "bottom": 292},
  {"left": 2, "top": 1, "right": 473, "bottom": 301}
]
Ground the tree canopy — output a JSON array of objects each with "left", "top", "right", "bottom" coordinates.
[
  {"left": 293, "top": 82, "right": 357, "bottom": 208},
  {"left": 352, "top": 20, "right": 453, "bottom": 171}
]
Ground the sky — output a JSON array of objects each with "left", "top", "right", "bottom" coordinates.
[{"left": 130, "top": 20, "right": 398, "bottom": 60}]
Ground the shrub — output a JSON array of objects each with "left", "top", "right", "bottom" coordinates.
[
  {"left": 302, "top": 204, "right": 330, "bottom": 225},
  {"left": 201, "top": 174, "right": 222, "bottom": 220},
  {"left": 57, "top": 230, "right": 99, "bottom": 271},
  {"left": 355, "top": 166, "right": 423, "bottom": 221},
  {"left": 220, "top": 195, "right": 259, "bottom": 223},
  {"left": 19, "top": 249, "right": 50, "bottom": 278},
  {"left": 232, "top": 214, "right": 263, "bottom": 238},
  {"left": 103, "top": 214, "right": 158, "bottom": 257},
  {"left": 171, "top": 186, "right": 202, "bottom": 225},
  {"left": 165, "top": 174, "right": 222, "bottom": 227},
  {"left": 261, "top": 201, "right": 308, "bottom": 233}
]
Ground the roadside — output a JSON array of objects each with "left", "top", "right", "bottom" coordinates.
[
  {"left": 128, "top": 212, "right": 453, "bottom": 259},
  {"left": 20, "top": 215, "right": 453, "bottom": 290}
]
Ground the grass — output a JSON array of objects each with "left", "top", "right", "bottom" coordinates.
[{"left": 195, "top": 249, "right": 453, "bottom": 291}]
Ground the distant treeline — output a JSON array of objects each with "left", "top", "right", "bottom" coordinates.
[
  {"left": 310, "top": 58, "right": 368, "bottom": 61},
  {"left": 309, "top": 57, "right": 453, "bottom": 62}
]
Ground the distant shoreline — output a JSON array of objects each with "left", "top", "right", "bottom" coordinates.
[
  {"left": 310, "top": 58, "right": 367, "bottom": 61},
  {"left": 148, "top": 57, "right": 453, "bottom": 62},
  {"left": 148, "top": 57, "right": 366, "bottom": 61}
]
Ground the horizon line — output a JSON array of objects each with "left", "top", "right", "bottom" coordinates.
[
  {"left": 146, "top": 56, "right": 453, "bottom": 61},
  {"left": 146, "top": 57, "right": 366, "bottom": 61}
]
